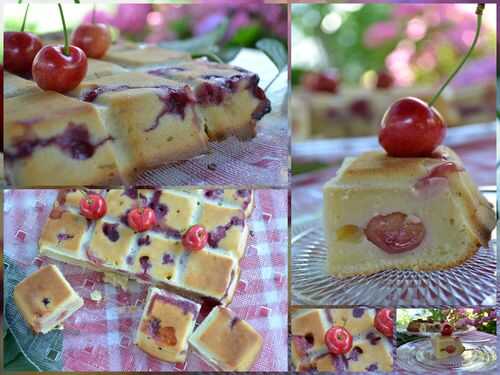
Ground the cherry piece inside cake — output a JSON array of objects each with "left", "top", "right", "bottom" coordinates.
[
  {"left": 13, "top": 264, "right": 84, "bottom": 334},
  {"left": 291, "top": 308, "right": 394, "bottom": 372},
  {"left": 134, "top": 287, "right": 200, "bottom": 363},
  {"left": 147, "top": 60, "right": 271, "bottom": 141},
  {"left": 189, "top": 306, "right": 263, "bottom": 371},
  {"left": 39, "top": 189, "right": 254, "bottom": 304},
  {"left": 323, "top": 145, "right": 495, "bottom": 278},
  {"left": 68, "top": 72, "right": 209, "bottom": 183}
]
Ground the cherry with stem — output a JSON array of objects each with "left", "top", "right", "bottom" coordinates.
[
  {"left": 379, "top": 3, "right": 485, "bottom": 158},
  {"left": 71, "top": 4, "right": 112, "bottom": 59}
]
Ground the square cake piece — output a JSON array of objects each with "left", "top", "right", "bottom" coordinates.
[
  {"left": 291, "top": 308, "right": 394, "bottom": 372},
  {"left": 85, "top": 58, "right": 128, "bottom": 81},
  {"left": 4, "top": 72, "right": 41, "bottom": 98},
  {"left": 13, "top": 265, "right": 84, "bottom": 334},
  {"left": 324, "top": 145, "right": 495, "bottom": 278},
  {"left": 69, "top": 72, "right": 208, "bottom": 183},
  {"left": 135, "top": 287, "right": 200, "bottom": 363},
  {"left": 4, "top": 91, "right": 121, "bottom": 186},
  {"left": 103, "top": 45, "right": 191, "bottom": 68},
  {"left": 431, "top": 334, "right": 465, "bottom": 359},
  {"left": 147, "top": 60, "right": 271, "bottom": 140},
  {"left": 189, "top": 306, "right": 263, "bottom": 371}
]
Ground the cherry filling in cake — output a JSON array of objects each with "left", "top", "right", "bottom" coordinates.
[
  {"left": 146, "top": 87, "right": 196, "bottom": 132},
  {"left": 349, "top": 99, "right": 372, "bottom": 120},
  {"left": 143, "top": 317, "right": 178, "bottom": 346},
  {"left": 5, "top": 122, "right": 113, "bottom": 162},
  {"left": 102, "top": 223, "right": 120, "bottom": 242},
  {"left": 208, "top": 216, "right": 245, "bottom": 248},
  {"left": 137, "top": 235, "right": 151, "bottom": 246},
  {"left": 147, "top": 293, "right": 199, "bottom": 316}
]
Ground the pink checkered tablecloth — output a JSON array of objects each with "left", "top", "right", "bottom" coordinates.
[{"left": 4, "top": 189, "right": 288, "bottom": 371}]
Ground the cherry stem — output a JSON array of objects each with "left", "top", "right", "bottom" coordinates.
[
  {"left": 58, "top": 3, "right": 70, "bottom": 56},
  {"left": 92, "top": 4, "right": 96, "bottom": 24},
  {"left": 429, "top": 4, "right": 484, "bottom": 107},
  {"left": 20, "top": 4, "right": 29, "bottom": 32}
]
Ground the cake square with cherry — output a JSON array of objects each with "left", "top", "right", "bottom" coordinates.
[
  {"left": 431, "top": 334, "right": 465, "bottom": 360},
  {"left": 291, "top": 308, "right": 394, "bottom": 372},
  {"left": 13, "top": 264, "right": 84, "bottom": 334},
  {"left": 4, "top": 91, "right": 121, "bottom": 186},
  {"left": 324, "top": 145, "right": 495, "bottom": 278},
  {"left": 134, "top": 287, "right": 200, "bottom": 363},
  {"left": 189, "top": 306, "right": 263, "bottom": 371},
  {"left": 69, "top": 72, "right": 209, "bottom": 183},
  {"left": 147, "top": 60, "right": 271, "bottom": 140},
  {"left": 39, "top": 188, "right": 254, "bottom": 304}
]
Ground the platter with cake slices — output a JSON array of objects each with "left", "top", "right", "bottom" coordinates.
[{"left": 291, "top": 5, "right": 496, "bottom": 307}]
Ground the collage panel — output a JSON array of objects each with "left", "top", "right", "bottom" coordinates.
[
  {"left": 3, "top": 188, "right": 288, "bottom": 371},
  {"left": 290, "top": 3, "right": 497, "bottom": 308}
]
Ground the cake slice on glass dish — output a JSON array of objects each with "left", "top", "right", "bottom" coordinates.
[
  {"left": 147, "top": 59, "right": 271, "bottom": 140},
  {"left": 135, "top": 287, "right": 200, "bottom": 363},
  {"left": 189, "top": 306, "right": 263, "bottom": 371},
  {"left": 324, "top": 145, "right": 495, "bottom": 278},
  {"left": 13, "top": 264, "right": 84, "bottom": 334},
  {"left": 69, "top": 72, "right": 208, "bottom": 183}
]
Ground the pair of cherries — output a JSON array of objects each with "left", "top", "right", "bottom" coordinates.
[
  {"left": 4, "top": 4, "right": 111, "bottom": 93},
  {"left": 79, "top": 193, "right": 207, "bottom": 251},
  {"left": 324, "top": 309, "right": 393, "bottom": 355}
]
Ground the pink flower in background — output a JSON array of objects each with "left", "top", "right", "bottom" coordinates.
[
  {"left": 393, "top": 4, "right": 423, "bottom": 18},
  {"left": 364, "top": 21, "right": 398, "bottom": 48},
  {"left": 227, "top": 11, "right": 252, "bottom": 40},
  {"left": 112, "top": 4, "right": 152, "bottom": 33},
  {"left": 194, "top": 11, "right": 226, "bottom": 36}
]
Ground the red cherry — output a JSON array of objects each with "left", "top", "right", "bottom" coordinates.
[
  {"left": 375, "top": 308, "right": 394, "bottom": 337},
  {"left": 127, "top": 207, "right": 156, "bottom": 233},
  {"left": 4, "top": 31, "right": 43, "bottom": 74},
  {"left": 325, "top": 326, "right": 353, "bottom": 355},
  {"left": 32, "top": 45, "right": 87, "bottom": 93},
  {"left": 182, "top": 225, "right": 208, "bottom": 251},
  {"left": 379, "top": 97, "right": 446, "bottom": 157},
  {"left": 302, "top": 70, "right": 340, "bottom": 94},
  {"left": 80, "top": 193, "right": 107, "bottom": 220},
  {"left": 376, "top": 70, "right": 394, "bottom": 90},
  {"left": 441, "top": 323, "right": 454, "bottom": 336},
  {"left": 445, "top": 345, "right": 456, "bottom": 354},
  {"left": 71, "top": 23, "right": 111, "bottom": 59}
]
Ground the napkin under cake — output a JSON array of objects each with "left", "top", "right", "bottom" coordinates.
[{"left": 324, "top": 145, "right": 495, "bottom": 278}]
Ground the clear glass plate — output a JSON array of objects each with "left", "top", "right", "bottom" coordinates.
[
  {"left": 397, "top": 339, "right": 497, "bottom": 373},
  {"left": 291, "top": 190, "right": 497, "bottom": 307}
]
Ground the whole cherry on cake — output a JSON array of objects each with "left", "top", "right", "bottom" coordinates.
[
  {"left": 441, "top": 323, "right": 454, "bottom": 336},
  {"left": 80, "top": 191, "right": 107, "bottom": 220},
  {"left": 325, "top": 326, "right": 353, "bottom": 355},
  {"left": 4, "top": 4, "right": 43, "bottom": 74},
  {"left": 379, "top": 4, "right": 485, "bottom": 157},
  {"left": 128, "top": 207, "right": 157, "bottom": 232},
  {"left": 71, "top": 6, "right": 111, "bottom": 59},
  {"left": 32, "top": 4, "right": 87, "bottom": 93},
  {"left": 182, "top": 225, "right": 208, "bottom": 251},
  {"left": 375, "top": 308, "right": 394, "bottom": 337}
]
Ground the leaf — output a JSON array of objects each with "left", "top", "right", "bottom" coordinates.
[
  {"left": 160, "top": 18, "right": 228, "bottom": 53},
  {"left": 228, "top": 24, "right": 262, "bottom": 47},
  {"left": 256, "top": 38, "right": 288, "bottom": 72},
  {"left": 218, "top": 47, "right": 242, "bottom": 63}
]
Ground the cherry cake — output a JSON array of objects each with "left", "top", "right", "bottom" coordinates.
[
  {"left": 189, "top": 306, "right": 263, "bottom": 371},
  {"left": 431, "top": 332, "right": 465, "bottom": 360},
  {"left": 39, "top": 188, "right": 254, "bottom": 305},
  {"left": 291, "top": 308, "right": 393, "bottom": 372},
  {"left": 323, "top": 145, "right": 495, "bottom": 278},
  {"left": 13, "top": 264, "right": 84, "bottom": 334}
]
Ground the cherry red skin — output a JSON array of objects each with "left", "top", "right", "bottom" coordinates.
[
  {"left": 4, "top": 31, "right": 43, "bottom": 74},
  {"left": 325, "top": 326, "right": 353, "bottom": 355},
  {"left": 379, "top": 97, "right": 446, "bottom": 157},
  {"left": 445, "top": 345, "right": 456, "bottom": 353},
  {"left": 302, "top": 71, "right": 340, "bottom": 94},
  {"left": 80, "top": 194, "right": 107, "bottom": 220},
  {"left": 128, "top": 207, "right": 157, "bottom": 233},
  {"left": 182, "top": 225, "right": 208, "bottom": 251},
  {"left": 441, "top": 323, "right": 454, "bottom": 336},
  {"left": 375, "top": 308, "right": 394, "bottom": 337},
  {"left": 32, "top": 45, "right": 88, "bottom": 93},
  {"left": 376, "top": 71, "right": 394, "bottom": 90},
  {"left": 71, "top": 24, "right": 111, "bottom": 59}
]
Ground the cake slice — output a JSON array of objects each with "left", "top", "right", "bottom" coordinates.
[
  {"left": 431, "top": 334, "right": 465, "bottom": 360},
  {"left": 4, "top": 71, "right": 41, "bottom": 98},
  {"left": 13, "top": 265, "right": 84, "bottom": 334},
  {"left": 4, "top": 91, "right": 121, "bottom": 186},
  {"left": 147, "top": 60, "right": 271, "bottom": 140},
  {"left": 85, "top": 58, "right": 128, "bottom": 81},
  {"left": 324, "top": 145, "right": 495, "bottom": 278},
  {"left": 189, "top": 306, "right": 263, "bottom": 371},
  {"left": 69, "top": 72, "right": 208, "bottom": 183},
  {"left": 103, "top": 45, "right": 191, "bottom": 68},
  {"left": 135, "top": 287, "right": 200, "bottom": 363}
]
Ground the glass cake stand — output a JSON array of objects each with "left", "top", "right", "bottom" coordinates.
[
  {"left": 397, "top": 339, "right": 497, "bottom": 373},
  {"left": 291, "top": 190, "right": 497, "bottom": 307}
]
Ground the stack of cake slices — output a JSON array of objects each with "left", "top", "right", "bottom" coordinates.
[{"left": 4, "top": 43, "right": 271, "bottom": 186}]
